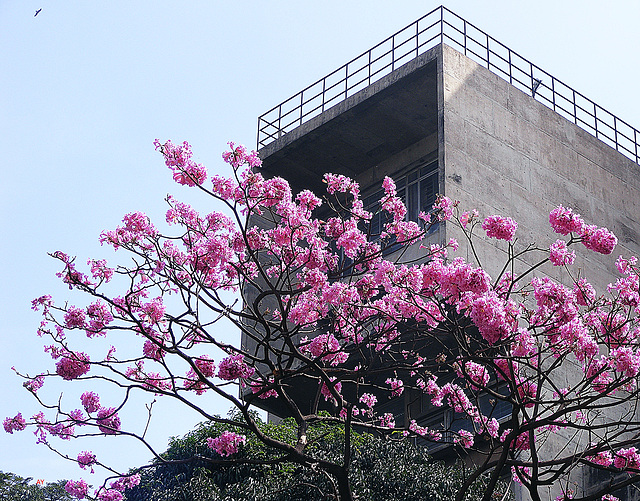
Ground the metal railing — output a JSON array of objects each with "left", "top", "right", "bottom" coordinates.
[{"left": 257, "top": 6, "right": 640, "bottom": 165}]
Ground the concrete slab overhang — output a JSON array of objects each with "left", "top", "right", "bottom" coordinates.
[{"left": 258, "top": 45, "right": 441, "bottom": 195}]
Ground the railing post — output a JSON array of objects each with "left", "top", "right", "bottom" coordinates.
[
  {"left": 572, "top": 90, "right": 577, "bottom": 125},
  {"left": 391, "top": 35, "right": 395, "bottom": 71},
  {"left": 551, "top": 78, "right": 555, "bottom": 111},
  {"left": 486, "top": 34, "right": 490, "bottom": 68},
  {"left": 322, "top": 78, "right": 326, "bottom": 113},
  {"left": 635, "top": 129, "right": 638, "bottom": 164},
  {"left": 594, "top": 103, "right": 598, "bottom": 138},
  {"left": 508, "top": 50, "right": 512, "bottom": 84},
  {"left": 345, "top": 64, "right": 348, "bottom": 99},
  {"left": 463, "top": 20, "right": 467, "bottom": 56},
  {"left": 440, "top": 6, "right": 444, "bottom": 45},
  {"left": 300, "top": 92, "right": 303, "bottom": 126},
  {"left": 415, "top": 21, "right": 419, "bottom": 57},
  {"left": 614, "top": 116, "right": 619, "bottom": 151},
  {"left": 278, "top": 104, "right": 282, "bottom": 138},
  {"left": 256, "top": 118, "right": 261, "bottom": 149}
]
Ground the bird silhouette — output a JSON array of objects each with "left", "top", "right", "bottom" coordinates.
[{"left": 34, "top": 9, "right": 42, "bottom": 17}]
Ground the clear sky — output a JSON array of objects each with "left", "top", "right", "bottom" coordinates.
[{"left": 1, "top": 0, "right": 639, "bottom": 489}]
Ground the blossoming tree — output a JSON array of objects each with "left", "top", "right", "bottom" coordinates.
[{"left": 5, "top": 140, "right": 640, "bottom": 501}]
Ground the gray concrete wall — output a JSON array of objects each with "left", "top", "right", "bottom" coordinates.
[
  {"left": 441, "top": 43, "right": 640, "bottom": 294},
  {"left": 440, "top": 43, "right": 640, "bottom": 500}
]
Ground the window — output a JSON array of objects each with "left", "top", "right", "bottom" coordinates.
[{"left": 363, "top": 159, "right": 439, "bottom": 239}]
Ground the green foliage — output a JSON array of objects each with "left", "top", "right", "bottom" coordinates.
[
  {"left": 0, "top": 471, "right": 75, "bottom": 501},
  {"left": 124, "top": 412, "right": 513, "bottom": 501}
]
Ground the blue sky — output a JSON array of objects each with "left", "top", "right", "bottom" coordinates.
[{"left": 1, "top": 0, "right": 639, "bottom": 488}]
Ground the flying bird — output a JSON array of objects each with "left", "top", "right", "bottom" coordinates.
[{"left": 34, "top": 9, "right": 42, "bottom": 17}]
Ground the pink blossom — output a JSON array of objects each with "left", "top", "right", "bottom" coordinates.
[
  {"left": 207, "top": 431, "right": 246, "bottom": 457},
  {"left": 482, "top": 215, "right": 518, "bottom": 241},
  {"left": 108, "top": 474, "right": 141, "bottom": 491},
  {"left": 614, "top": 447, "right": 640, "bottom": 470},
  {"left": 582, "top": 225, "right": 618, "bottom": 255},
  {"left": 217, "top": 354, "right": 255, "bottom": 380},
  {"left": 549, "top": 239, "right": 576, "bottom": 266},
  {"left": 455, "top": 429, "right": 474, "bottom": 448},
  {"left": 320, "top": 377, "right": 342, "bottom": 402},
  {"left": 64, "top": 306, "right": 86, "bottom": 329},
  {"left": 143, "top": 339, "right": 165, "bottom": 361},
  {"left": 549, "top": 205, "right": 584, "bottom": 235},
  {"left": 250, "top": 378, "right": 278, "bottom": 399},
  {"left": 432, "top": 196, "right": 454, "bottom": 221},
  {"left": 610, "top": 347, "right": 640, "bottom": 377},
  {"left": 65, "top": 479, "right": 89, "bottom": 499},
  {"left": 587, "top": 450, "right": 613, "bottom": 467},
  {"left": 194, "top": 355, "right": 216, "bottom": 378},
  {"left": 88, "top": 258, "right": 114, "bottom": 282},
  {"left": 70, "top": 409, "right": 85, "bottom": 424},
  {"left": 296, "top": 190, "right": 322, "bottom": 212},
  {"left": 77, "top": 451, "right": 96, "bottom": 471},
  {"left": 3, "top": 413, "right": 26, "bottom": 434},
  {"left": 302, "top": 334, "right": 349, "bottom": 366},
  {"left": 324, "top": 173, "right": 359, "bottom": 196},
  {"left": 574, "top": 278, "right": 596, "bottom": 306},
  {"left": 86, "top": 301, "right": 113, "bottom": 337},
  {"left": 31, "top": 294, "right": 53, "bottom": 312},
  {"left": 359, "top": 393, "right": 377, "bottom": 409},
  {"left": 23, "top": 375, "right": 45, "bottom": 393},
  {"left": 97, "top": 489, "right": 123, "bottom": 501},
  {"left": 511, "top": 466, "right": 531, "bottom": 485},
  {"left": 458, "top": 361, "right": 490, "bottom": 389},
  {"left": 379, "top": 412, "right": 395, "bottom": 428},
  {"left": 155, "top": 139, "right": 207, "bottom": 187},
  {"left": 96, "top": 408, "right": 121, "bottom": 435},
  {"left": 81, "top": 392, "right": 100, "bottom": 414},
  {"left": 56, "top": 353, "right": 90, "bottom": 380},
  {"left": 385, "top": 377, "right": 404, "bottom": 396},
  {"left": 469, "top": 292, "right": 512, "bottom": 345},
  {"left": 222, "top": 142, "right": 261, "bottom": 169}
]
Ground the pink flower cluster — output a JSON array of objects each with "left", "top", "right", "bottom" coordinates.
[
  {"left": 207, "top": 431, "right": 246, "bottom": 457},
  {"left": 154, "top": 139, "right": 207, "bottom": 187},
  {"left": 379, "top": 413, "right": 395, "bottom": 428},
  {"left": 65, "top": 479, "right": 89, "bottom": 499},
  {"left": 549, "top": 205, "right": 584, "bottom": 235},
  {"left": 3, "top": 413, "right": 26, "bottom": 434},
  {"left": 359, "top": 393, "right": 377, "bottom": 409},
  {"left": 77, "top": 450, "right": 96, "bottom": 471},
  {"left": 23, "top": 375, "right": 45, "bottom": 393},
  {"left": 457, "top": 361, "right": 490, "bottom": 389},
  {"left": 217, "top": 354, "right": 255, "bottom": 380},
  {"left": 482, "top": 215, "right": 518, "bottom": 241},
  {"left": 96, "top": 407, "right": 121, "bottom": 435},
  {"left": 81, "top": 392, "right": 100, "bottom": 413},
  {"left": 385, "top": 377, "right": 404, "bottom": 396},
  {"left": 549, "top": 205, "right": 618, "bottom": 255},
  {"left": 549, "top": 239, "right": 576, "bottom": 266},
  {"left": 582, "top": 225, "right": 618, "bottom": 255},
  {"left": 56, "top": 353, "right": 90, "bottom": 380},
  {"left": 222, "top": 142, "right": 261, "bottom": 169},
  {"left": 301, "top": 333, "right": 349, "bottom": 366},
  {"left": 613, "top": 447, "right": 640, "bottom": 470},
  {"left": 320, "top": 377, "right": 342, "bottom": 402},
  {"left": 454, "top": 429, "right": 474, "bottom": 448}
]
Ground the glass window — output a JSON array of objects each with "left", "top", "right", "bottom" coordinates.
[{"left": 364, "top": 159, "right": 439, "bottom": 239}]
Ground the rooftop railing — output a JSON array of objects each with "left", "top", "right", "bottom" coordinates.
[{"left": 257, "top": 6, "right": 640, "bottom": 165}]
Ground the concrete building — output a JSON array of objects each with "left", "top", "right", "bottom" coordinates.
[{"left": 250, "top": 6, "right": 640, "bottom": 499}]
